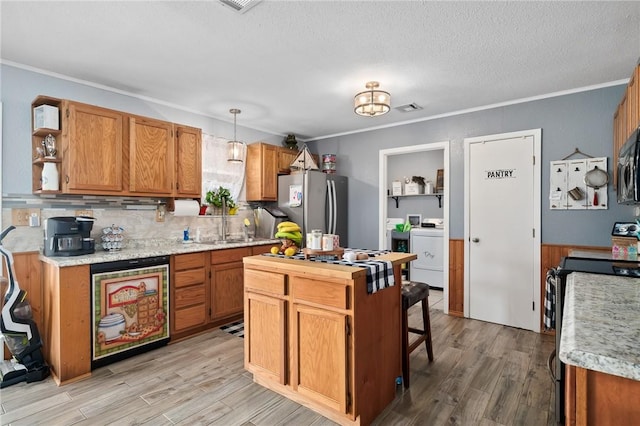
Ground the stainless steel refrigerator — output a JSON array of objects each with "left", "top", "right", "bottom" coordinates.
[{"left": 277, "top": 171, "right": 348, "bottom": 248}]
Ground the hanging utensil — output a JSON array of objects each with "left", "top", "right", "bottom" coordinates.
[
  {"left": 567, "top": 187, "right": 585, "bottom": 201},
  {"left": 584, "top": 166, "right": 609, "bottom": 206}
]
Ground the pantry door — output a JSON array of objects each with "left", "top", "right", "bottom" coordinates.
[{"left": 464, "top": 129, "right": 541, "bottom": 331}]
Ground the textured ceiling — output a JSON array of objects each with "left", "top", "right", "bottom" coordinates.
[{"left": 2, "top": 1, "right": 640, "bottom": 141}]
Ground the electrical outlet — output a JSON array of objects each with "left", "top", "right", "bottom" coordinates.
[
  {"left": 75, "top": 209, "right": 93, "bottom": 218},
  {"left": 12, "top": 208, "right": 41, "bottom": 227},
  {"left": 156, "top": 204, "right": 166, "bottom": 222}
]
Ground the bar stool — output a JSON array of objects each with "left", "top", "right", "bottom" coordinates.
[{"left": 401, "top": 281, "right": 434, "bottom": 388}]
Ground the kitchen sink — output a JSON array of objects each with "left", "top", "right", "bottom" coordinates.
[{"left": 193, "top": 237, "right": 264, "bottom": 245}]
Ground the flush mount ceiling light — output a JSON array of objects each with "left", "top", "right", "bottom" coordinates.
[
  {"left": 354, "top": 81, "right": 391, "bottom": 117},
  {"left": 227, "top": 108, "right": 245, "bottom": 163},
  {"left": 219, "top": 0, "right": 262, "bottom": 14}
]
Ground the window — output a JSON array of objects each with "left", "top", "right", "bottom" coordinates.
[{"left": 201, "top": 133, "right": 246, "bottom": 204}]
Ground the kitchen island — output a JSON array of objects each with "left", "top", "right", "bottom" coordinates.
[
  {"left": 559, "top": 272, "right": 640, "bottom": 425},
  {"left": 243, "top": 251, "right": 417, "bottom": 426}
]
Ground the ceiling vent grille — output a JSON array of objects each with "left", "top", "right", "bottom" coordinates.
[
  {"left": 219, "top": 0, "right": 262, "bottom": 13},
  {"left": 395, "top": 103, "right": 423, "bottom": 113}
]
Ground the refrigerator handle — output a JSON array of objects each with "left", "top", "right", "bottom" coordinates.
[
  {"left": 327, "top": 180, "right": 334, "bottom": 234},
  {"left": 331, "top": 180, "right": 337, "bottom": 234}
]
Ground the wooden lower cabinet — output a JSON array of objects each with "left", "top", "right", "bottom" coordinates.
[
  {"left": 41, "top": 262, "right": 92, "bottom": 385},
  {"left": 566, "top": 364, "right": 640, "bottom": 426},
  {"left": 210, "top": 247, "right": 251, "bottom": 321},
  {"left": 172, "top": 252, "right": 208, "bottom": 336},
  {"left": 171, "top": 245, "right": 274, "bottom": 341},
  {"left": 291, "top": 303, "right": 348, "bottom": 413},
  {"left": 251, "top": 243, "right": 275, "bottom": 256},
  {"left": 244, "top": 254, "right": 409, "bottom": 426},
  {"left": 245, "top": 290, "right": 287, "bottom": 384}
]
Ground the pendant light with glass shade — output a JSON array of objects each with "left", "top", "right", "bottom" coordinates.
[{"left": 227, "top": 108, "right": 245, "bottom": 162}]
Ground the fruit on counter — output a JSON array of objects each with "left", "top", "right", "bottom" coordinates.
[
  {"left": 280, "top": 238, "right": 299, "bottom": 254},
  {"left": 275, "top": 220, "right": 302, "bottom": 246},
  {"left": 277, "top": 221, "right": 300, "bottom": 230},
  {"left": 284, "top": 247, "right": 297, "bottom": 257},
  {"left": 270, "top": 246, "right": 279, "bottom": 255},
  {"left": 275, "top": 231, "right": 302, "bottom": 245},
  {"left": 277, "top": 225, "right": 301, "bottom": 233}
]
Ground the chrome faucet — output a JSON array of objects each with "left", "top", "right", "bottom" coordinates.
[{"left": 220, "top": 198, "right": 227, "bottom": 243}]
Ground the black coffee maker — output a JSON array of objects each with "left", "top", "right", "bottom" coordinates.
[{"left": 43, "top": 217, "right": 95, "bottom": 256}]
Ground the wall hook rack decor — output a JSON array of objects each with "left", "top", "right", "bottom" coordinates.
[{"left": 562, "top": 147, "right": 594, "bottom": 160}]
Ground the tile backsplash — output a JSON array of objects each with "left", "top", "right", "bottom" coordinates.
[{"left": 1, "top": 195, "right": 255, "bottom": 253}]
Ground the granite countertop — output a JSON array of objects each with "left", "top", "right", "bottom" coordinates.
[
  {"left": 40, "top": 238, "right": 280, "bottom": 267},
  {"left": 559, "top": 271, "right": 640, "bottom": 381}
]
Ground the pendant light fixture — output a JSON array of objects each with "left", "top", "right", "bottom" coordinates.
[
  {"left": 227, "top": 108, "right": 245, "bottom": 162},
  {"left": 354, "top": 81, "right": 391, "bottom": 117}
]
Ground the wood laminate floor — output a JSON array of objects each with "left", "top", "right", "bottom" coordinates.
[{"left": 0, "top": 290, "right": 556, "bottom": 425}]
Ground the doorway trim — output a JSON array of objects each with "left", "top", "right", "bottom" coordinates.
[
  {"left": 463, "top": 128, "right": 541, "bottom": 329},
  {"left": 379, "top": 141, "right": 450, "bottom": 314}
]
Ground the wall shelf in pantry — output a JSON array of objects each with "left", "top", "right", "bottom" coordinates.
[{"left": 387, "top": 192, "right": 444, "bottom": 209}]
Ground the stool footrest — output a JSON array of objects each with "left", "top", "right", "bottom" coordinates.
[{"left": 408, "top": 338, "right": 427, "bottom": 353}]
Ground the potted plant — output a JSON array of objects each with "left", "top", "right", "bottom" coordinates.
[{"left": 205, "top": 186, "right": 237, "bottom": 215}]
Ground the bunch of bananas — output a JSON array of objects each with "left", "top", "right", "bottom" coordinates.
[{"left": 275, "top": 221, "right": 303, "bottom": 247}]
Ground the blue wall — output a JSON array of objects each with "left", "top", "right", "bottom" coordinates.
[
  {"left": 1, "top": 64, "right": 632, "bottom": 249},
  {"left": 307, "top": 85, "right": 632, "bottom": 248}
]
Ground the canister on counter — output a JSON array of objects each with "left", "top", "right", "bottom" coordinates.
[
  {"left": 322, "top": 234, "right": 334, "bottom": 251},
  {"left": 322, "top": 154, "right": 336, "bottom": 174},
  {"left": 307, "top": 229, "right": 323, "bottom": 249}
]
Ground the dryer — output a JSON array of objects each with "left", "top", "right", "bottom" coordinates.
[{"left": 410, "top": 225, "right": 444, "bottom": 289}]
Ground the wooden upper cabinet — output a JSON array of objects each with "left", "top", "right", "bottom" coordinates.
[
  {"left": 174, "top": 125, "right": 202, "bottom": 198},
  {"left": 246, "top": 142, "right": 278, "bottom": 201},
  {"left": 31, "top": 96, "right": 203, "bottom": 198},
  {"left": 613, "top": 64, "right": 640, "bottom": 187},
  {"left": 628, "top": 65, "right": 640, "bottom": 136},
  {"left": 278, "top": 148, "right": 298, "bottom": 174},
  {"left": 128, "top": 116, "right": 174, "bottom": 194},
  {"left": 64, "top": 101, "right": 124, "bottom": 193},
  {"left": 626, "top": 82, "right": 636, "bottom": 139}
]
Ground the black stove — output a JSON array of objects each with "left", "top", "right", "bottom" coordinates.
[
  {"left": 553, "top": 255, "right": 640, "bottom": 423},
  {"left": 561, "top": 256, "right": 640, "bottom": 277}
]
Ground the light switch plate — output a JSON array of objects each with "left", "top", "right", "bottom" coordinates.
[
  {"left": 156, "top": 204, "right": 166, "bottom": 222},
  {"left": 75, "top": 209, "right": 93, "bottom": 217}
]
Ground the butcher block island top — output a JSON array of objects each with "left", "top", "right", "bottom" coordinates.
[{"left": 243, "top": 252, "right": 417, "bottom": 426}]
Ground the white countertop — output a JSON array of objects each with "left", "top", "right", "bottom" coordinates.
[
  {"left": 559, "top": 271, "right": 640, "bottom": 381},
  {"left": 40, "top": 238, "right": 280, "bottom": 267}
]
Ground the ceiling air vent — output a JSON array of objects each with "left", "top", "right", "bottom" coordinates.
[
  {"left": 395, "top": 103, "right": 423, "bottom": 113},
  {"left": 219, "top": 0, "right": 262, "bottom": 13}
]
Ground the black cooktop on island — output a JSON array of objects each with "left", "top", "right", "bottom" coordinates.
[{"left": 560, "top": 256, "right": 640, "bottom": 278}]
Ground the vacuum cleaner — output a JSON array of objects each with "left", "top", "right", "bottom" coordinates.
[{"left": 0, "top": 225, "right": 50, "bottom": 388}]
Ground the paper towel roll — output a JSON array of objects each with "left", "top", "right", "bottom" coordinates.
[{"left": 172, "top": 200, "right": 200, "bottom": 216}]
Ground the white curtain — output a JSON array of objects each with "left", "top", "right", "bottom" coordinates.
[{"left": 201, "top": 133, "right": 246, "bottom": 204}]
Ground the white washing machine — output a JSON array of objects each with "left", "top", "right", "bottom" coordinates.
[{"left": 410, "top": 224, "right": 444, "bottom": 289}]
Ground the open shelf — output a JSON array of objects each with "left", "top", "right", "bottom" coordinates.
[{"left": 388, "top": 193, "right": 444, "bottom": 208}]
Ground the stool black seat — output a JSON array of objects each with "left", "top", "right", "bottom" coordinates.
[{"left": 401, "top": 281, "right": 434, "bottom": 388}]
